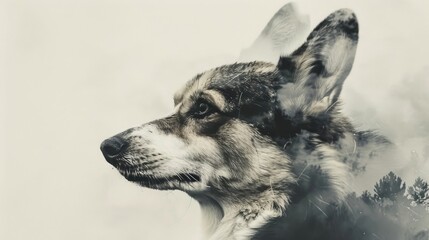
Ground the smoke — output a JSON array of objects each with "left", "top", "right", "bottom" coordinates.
[
  {"left": 345, "top": 68, "right": 429, "bottom": 238},
  {"left": 345, "top": 67, "right": 429, "bottom": 190}
]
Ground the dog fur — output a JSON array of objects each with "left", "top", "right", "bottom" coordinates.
[{"left": 101, "top": 4, "right": 393, "bottom": 240}]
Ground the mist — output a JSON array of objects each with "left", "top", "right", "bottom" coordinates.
[{"left": 1, "top": 0, "right": 428, "bottom": 239}]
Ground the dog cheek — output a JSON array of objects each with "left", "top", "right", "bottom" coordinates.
[
  {"left": 181, "top": 111, "right": 232, "bottom": 141},
  {"left": 184, "top": 135, "right": 233, "bottom": 179},
  {"left": 214, "top": 121, "right": 258, "bottom": 176},
  {"left": 185, "top": 135, "right": 222, "bottom": 163}
]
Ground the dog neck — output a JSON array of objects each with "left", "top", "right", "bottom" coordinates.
[
  {"left": 192, "top": 189, "right": 289, "bottom": 240},
  {"left": 187, "top": 137, "right": 295, "bottom": 239}
]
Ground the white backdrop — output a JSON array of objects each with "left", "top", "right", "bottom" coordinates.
[{"left": 1, "top": 0, "right": 428, "bottom": 239}]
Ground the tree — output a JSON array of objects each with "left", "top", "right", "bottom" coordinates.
[
  {"left": 360, "top": 190, "right": 374, "bottom": 206},
  {"left": 407, "top": 177, "right": 429, "bottom": 210},
  {"left": 374, "top": 171, "right": 406, "bottom": 201},
  {"left": 407, "top": 177, "right": 429, "bottom": 204}
]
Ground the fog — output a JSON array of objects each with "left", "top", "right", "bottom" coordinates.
[{"left": 1, "top": 0, "right": 428, "bottom": 239}]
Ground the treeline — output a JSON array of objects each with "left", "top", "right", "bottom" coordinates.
[
  {"left": 359, "top": 172, "right": 428, "bottom": 215},
  {"left": 353, "top": 172, "right": 429, "bottom": 240}
]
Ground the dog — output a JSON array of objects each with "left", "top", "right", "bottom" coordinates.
[{"left": 101, "top": 4, "right": 394, "bottom": 240}]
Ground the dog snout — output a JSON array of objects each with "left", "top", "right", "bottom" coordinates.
[{"left": 100, "top": 136, "right": 128, "bottom": 164}]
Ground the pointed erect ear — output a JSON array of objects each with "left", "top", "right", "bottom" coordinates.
[
  {"left": 276, "top": 9, "right": 358, "bottom": 118},
  {"left": 239, "top": 3, "right": 310, "bottom": 63}
]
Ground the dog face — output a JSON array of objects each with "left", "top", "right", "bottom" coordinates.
[
  {"left": 100, "top": 62, "right": 292, "bottom": 195},
  {"left": 101, "top": 9, "right": 359, "bottom": 199}
]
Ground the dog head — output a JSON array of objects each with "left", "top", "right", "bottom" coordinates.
[{"left": 101, "top": 9, "right": 358, "bottom": 200}]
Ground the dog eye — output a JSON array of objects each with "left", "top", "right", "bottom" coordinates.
[
  {"left": 197, "top": 102, "right": 209, "bottom": 115},
  {"left": 193, "top": 102, "right": 213, "bottom": 118}
]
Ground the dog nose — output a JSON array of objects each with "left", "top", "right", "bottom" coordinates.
[{"left": 100, "top": 136, "right": 128, "bottom": 163}]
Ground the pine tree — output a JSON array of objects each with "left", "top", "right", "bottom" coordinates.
[
  {"left": 361, "top": 190, "right": 374, "bottom": 206},
  {"left": 407, "top": 177, "right": 429, "bottom": 211},
  {"left": 374, "top": 171, "right": 406, "bottom": 201},
  {"left": 408, "top": 177, "right": 429, "bottom": 204}
]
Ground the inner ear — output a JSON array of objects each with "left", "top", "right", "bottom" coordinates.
[{"left": 276, "top": 9, "right": 359, "bottom": 117}]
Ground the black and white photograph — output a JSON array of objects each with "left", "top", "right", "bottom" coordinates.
[{"left": 1, "top": 0, "right": 428, "bottom": 239}]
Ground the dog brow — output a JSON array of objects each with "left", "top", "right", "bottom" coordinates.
[
  {"left": 174, "top": 70, "right": 215, "bottom": 106},
  {"left": 201, "top": 90, "right": 226, "bottom": 111}
]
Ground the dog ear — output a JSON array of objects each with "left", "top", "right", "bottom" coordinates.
[
  {"left": 239, "top": 3, "right": 310, "bottom": 63},
  {"left": 276, "top": 9, "right": 358, "bottom": 118}
]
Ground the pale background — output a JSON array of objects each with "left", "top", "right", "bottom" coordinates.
[{"left": 1, "top": 0, "right": 428, "bottom": 239}]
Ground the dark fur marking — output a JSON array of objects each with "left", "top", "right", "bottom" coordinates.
[{"left": 153, "top": 114, "right": 182, "bottom": 136}]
